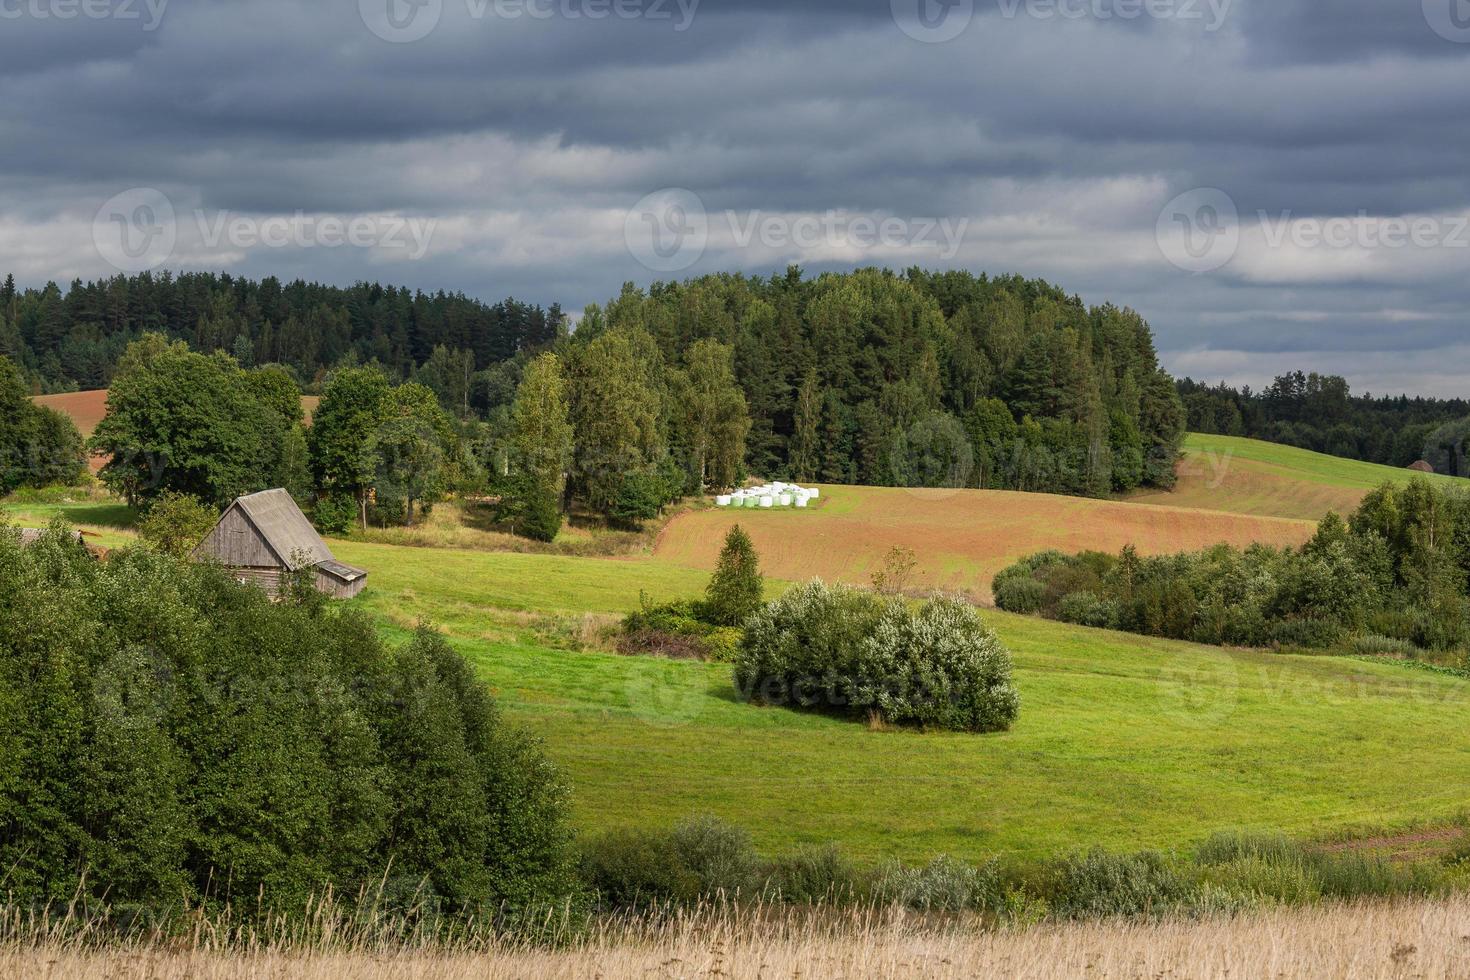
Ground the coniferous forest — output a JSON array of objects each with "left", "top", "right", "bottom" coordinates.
[{"left": 0, "top": 267, "right": 1187, "bottom": 500}]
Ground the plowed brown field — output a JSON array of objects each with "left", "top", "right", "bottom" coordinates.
[{"left": 655, "top": 485, "right": 1317, "bottom": 602}]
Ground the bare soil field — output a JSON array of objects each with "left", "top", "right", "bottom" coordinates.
[
  {"left": 655, "top": 485, "right": 1316, "bottom": 602},
  {"left": 7, "top": 897, "right": 1467, "bottom": 979}
]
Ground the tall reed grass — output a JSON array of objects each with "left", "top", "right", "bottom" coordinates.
[{"left": 4, "top": 894, "right": 1467, "bottom": 979}]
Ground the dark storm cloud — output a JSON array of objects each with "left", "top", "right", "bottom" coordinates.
[{"left": 2, "top": 0, "right": 1470, "bottom": 395}]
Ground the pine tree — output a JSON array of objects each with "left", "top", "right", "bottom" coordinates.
[{"left": 703, "top": 525, "right": 764, "bottom": 627}]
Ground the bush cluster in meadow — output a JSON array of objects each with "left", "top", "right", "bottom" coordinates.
[
  {"left": 733, "top": 581, "right": 1020, "bottom": 733},
  {"left": 618, "top": 525, "right": 762, "bottom": 662}
]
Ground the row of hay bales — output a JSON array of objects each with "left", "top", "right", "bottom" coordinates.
[{"left": 715, "top": 483, "right": 820, "bottom": 509}]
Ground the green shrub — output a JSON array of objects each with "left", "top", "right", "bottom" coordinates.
[
  {"left": 619, "top": 598, "right": 742, "bottom": 661},
  {"left": 765, "top": 844, "right": 861, "bottom": 904},
  {"left": 1195, "top": 830, "right": 1304, "bottom": 867},
  {"left": 735, "top": 583, "right": 1019, "bottom": 733},
  {"left": 136, "top": 492, "right": 218, "bottom": 558},
  {"left": 869, "top": 855, "right": 1004, "bottom": 913},
  {"left": 1348, "top": 632, "right": 1419, "bottom": 657},
  {"left": 1267, "top": 617, "right": 1342, "bottom": 649},
  {"left": 1310, "top": 850, "right": 1442, "bottom": 900},
  {"left": 702, "top": 627, "right": 743, "bottom": 662},
  {"left": 1194, "top": 830, "right": 1444, "bottom": 904},
  {"left": 994, "top": 576, "right": 1046, "bottom": 614},
  {"left": 1048, "top": 849, "right": 1190, "bottom": 920},
  {"left": 313, "top": 493, "right": 357, "bottom": 534},
  {"left": 857, "top": 595, "right": 1020, "bottom": 733},
  {"left": 734, "top": 580, "right": 884, "bottom": 711},
  {"left": 666, "top": 815, "right": 762, "bottom": 899},
  {"left": 1057, "top": 590, "right": 1119, "bottom": 629},
  {"left": 1198, "top": 856, "right": 1320, "bottom": 906},
  {"left": 580, "top": 816, "right": 759, "bottom": 907},
  {"left": 579, "top": 828, "right": 699, "bottom": 907}
]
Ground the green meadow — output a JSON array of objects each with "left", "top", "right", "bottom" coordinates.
[
  {"left": 343, "top": 538, "right": 1470, "bottom": 862},
  {"left": 8, "top": 450, "right": 1470, "bottom": 862}
]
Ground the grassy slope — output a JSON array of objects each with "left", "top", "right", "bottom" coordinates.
[
  {"left": 336, "top": 538, "right": 1470, "bottom": 861},
  {"left": 11, "top": 474, "right": 1470, "bottom": 861},
  {"left": 1128, "top": 434, "right": 1464, "bottom": 521}
]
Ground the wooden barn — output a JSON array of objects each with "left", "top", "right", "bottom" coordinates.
[{"left": 192, "top": 489, "right": 368, "bottom": 599}]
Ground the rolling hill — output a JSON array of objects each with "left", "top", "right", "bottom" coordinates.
[
  {"left": 8, "top": 429, "right": 1468, "bottom": 863},
  {"left": 324, "top": 536, "right": 1470, "bottom": 862},
  {"left": 1127, "top": 433, "right": 1462, "bottom": 521}
]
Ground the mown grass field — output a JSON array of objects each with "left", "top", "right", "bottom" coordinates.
[
  {"left": 1127, "top": 433, "right": 1463, "bottom": 521},
  {"left": 333, "top": 538, "right": 1470, "bottom": 862}
]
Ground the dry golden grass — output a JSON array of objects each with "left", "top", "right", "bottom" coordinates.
[{"left": 6, "top": 898, "right": 1469, "bottom": 979}]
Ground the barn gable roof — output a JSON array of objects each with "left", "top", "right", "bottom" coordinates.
[
  {"left": 234, "top": 489, "right": 335, "bottom": 570},
  {"left": 195, "top": 489, "right": 336, "bottom": 571}
]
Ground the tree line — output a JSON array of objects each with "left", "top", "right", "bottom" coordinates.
[
  {"left": 4, "top": 267, "right": 1189, "bottom": 517},
  {"left": 0, "top": 527, "right": 573, "bottom": 916},
  {"left": 995, "top": 477, "right": 1470, "bottom": 658},
  {"left": 1179, "top": 371, "right": 1470, "bottom": 471}
]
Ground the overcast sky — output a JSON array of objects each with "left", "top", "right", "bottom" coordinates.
[{"left": 3, "top": 0, "right": 1469, "bottom": 395}]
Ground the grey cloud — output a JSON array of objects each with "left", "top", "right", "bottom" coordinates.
[{"left": 1, "top": 0, "right": 1469, "bottom": 396}]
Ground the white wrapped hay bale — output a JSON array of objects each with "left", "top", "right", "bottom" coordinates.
[
  {"left": 716, "top": 495, "right": 732, "bottom": 507},
  {"left": 760, "top": 496, "right": 774, "bottom": 508}
]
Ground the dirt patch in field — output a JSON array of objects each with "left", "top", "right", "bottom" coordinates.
[
  {"left": 1318, "top": 826, "right": 1468, "bottom": 862},
  {"left": 655, "top": 485, "right": 1317, "bottom": 602}
]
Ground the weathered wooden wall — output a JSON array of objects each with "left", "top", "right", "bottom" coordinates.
[{"left": 199, "top": 508, "right": 278, "bottom": 567}]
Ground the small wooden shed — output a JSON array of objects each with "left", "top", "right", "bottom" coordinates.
[{"left": 192, "top": 489, "right": 368, "bottom": 599}]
